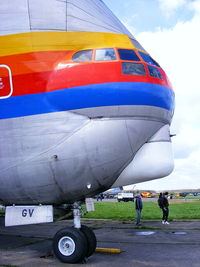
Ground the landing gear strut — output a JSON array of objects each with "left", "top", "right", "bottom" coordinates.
[{"left": 52, "top": 202, "right": 97, "bottom": 263}]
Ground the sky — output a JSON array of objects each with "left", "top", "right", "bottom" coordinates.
[{"left": 104, "top": 0, "right": 200, "bottom": 191}]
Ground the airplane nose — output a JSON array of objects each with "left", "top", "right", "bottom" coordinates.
[
  {"left": 112, "top": 125, "right": 174, "bottom": 188},
  {"left": 43, "top": 116, "right": 166, "bottom": 202}
]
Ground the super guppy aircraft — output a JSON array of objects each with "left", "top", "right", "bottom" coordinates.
[{"left": 0, "top": 0, "right": 175, "bottom": 263}]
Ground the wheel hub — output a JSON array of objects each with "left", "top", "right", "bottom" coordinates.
[{"left": 58, "top": 236, "right": 75, "bottom": 256}]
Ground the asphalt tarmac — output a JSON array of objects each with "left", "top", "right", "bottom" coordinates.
[{"left": 0, "top": 216, "right": 200, "bottom": 267}]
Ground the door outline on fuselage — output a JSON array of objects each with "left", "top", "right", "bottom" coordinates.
[{"left": 0, "top": 64, "right": 13, "bottom": 99}]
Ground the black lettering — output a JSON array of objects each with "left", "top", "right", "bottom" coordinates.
[
  {"left": 22, "top": 209, "right": 27, "bottom": 217},
  {"left": 29, "top": 209, "right": 34, "bottom": 217}
]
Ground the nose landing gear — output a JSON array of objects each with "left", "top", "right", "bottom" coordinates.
[
  {"left": 53, "top": 227, "right": 87, "bottom": 263},
  {"left": 52, "top": 202, "right": 97, "bottom": 263}
]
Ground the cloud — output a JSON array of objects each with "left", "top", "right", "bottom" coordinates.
[
  {"left": 123, "top": 0, "right": 200, "bottom": 190},
  {"left": 170, "top": 125, "right": 199, "bottom": 159},
  {"left": 189, "top": 0, "right": 200, "bottom": 14},
  {"left": 158, "top": 0, "right": 187, "bottom": 15}
]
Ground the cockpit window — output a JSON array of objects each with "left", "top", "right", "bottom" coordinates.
[
  {"left": 148, "top": 65, "right": 162, "bottom": 79},
  {"left": 118, "top": 49, "right": 140, "bottom": 61},
  {"left": 122, "top": 62, "right": 146, "bottom": 76},
  {"left": 72, "top": 50, "right": 92, "bottom": 62},
  {"left": 95, "top": 48, "right": 116, "bottom": 61},
  {"left": 139, "top": 51, "right": 160, "bottom": 67}
]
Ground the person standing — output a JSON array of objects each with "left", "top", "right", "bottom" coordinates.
[
  {"left": 158, "top": 192, "right": 163, "bottom": 208},
  {"left": 135, "top": 194, "right": 143, "bottom": 225},
  {"left": 158, "top": 192, "right": 164, "bottom": 223},
  {"left": 162, "top": 192, "right": 170, "bottom": 224}
]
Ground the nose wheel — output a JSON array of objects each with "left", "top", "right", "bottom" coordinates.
[
  {"left": 80, "top": 224, "right": 97, "bottom": 257},
  {"left": 52, "top": 202, "right": 97, "bottom": 263},
  {"left": 53, "top": 227, "right": 88, "bottom": 263}
]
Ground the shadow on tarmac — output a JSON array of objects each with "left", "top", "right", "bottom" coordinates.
[{"left": 0, "top": 216, "right": 200, "bottom": 267}]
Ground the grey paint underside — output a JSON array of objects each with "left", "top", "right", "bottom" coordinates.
[
  {"left": 0, "top": 106, "right": 171, "bottom": 205},
  {"left": 72, "top": 105, "right": 172, "bottom": 124}
]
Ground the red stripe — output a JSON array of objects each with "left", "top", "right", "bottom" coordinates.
[{"left": 10, "top": 62, "right": 171, "bottom": 97}]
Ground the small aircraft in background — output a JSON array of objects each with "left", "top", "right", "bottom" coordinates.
[
  {"left": 141, "top": 192, "right": 156, "bottom": 198},
  {"left": 0, "top": 0, "right": 175, "bottom": 263}
]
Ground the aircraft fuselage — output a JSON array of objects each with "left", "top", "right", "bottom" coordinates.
[{"left": 0, "top": 5, "right": 174, "bottom": 206}]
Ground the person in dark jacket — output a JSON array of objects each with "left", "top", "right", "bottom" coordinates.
[
  {"left": 162, "top": 192, "right": 170, "bottom": 224},
  {"left": 158, "top": 192, "right": 163, "bottom": 208},
  {"left": 135, "top": 194, "right": 143, "bottom": 225},
  {"left": 158, "top": 192, "right": 165, "bottom": 223}
]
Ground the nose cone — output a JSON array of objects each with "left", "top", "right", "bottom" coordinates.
[{"left": 112, "top": 125, "right": 174, "bottom": 188}]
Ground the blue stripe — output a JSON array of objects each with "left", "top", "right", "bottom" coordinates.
[{"left": 0, "top": 82, "right": 175, "bottom": 119}]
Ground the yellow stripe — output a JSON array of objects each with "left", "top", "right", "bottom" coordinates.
[
  {"left": 0, "top": 31, "right": 135, "bottom": 57},
  {"left": 95, "top": 247, "right": 122, "bottom": 253}
]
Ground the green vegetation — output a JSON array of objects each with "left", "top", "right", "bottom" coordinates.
[
  {"left": 1, "top": 201, "right": 199, "bottom": 220},
  {"left": 82, "top": 201, "right": 200, "bottom": 220},
  {"left": 179, "top": 196, "right": 200, "bottom": 199}
]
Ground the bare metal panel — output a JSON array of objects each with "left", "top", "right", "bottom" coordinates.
[
  {"left": 72, "top": 105, "right": 173, "bottom": 124},
  {"left": 0, "top": 0, "right": 133, "bottom": 37},
  {"left": 28, "top": 0, "right": 67, "bottom": 31},
  {"left": 0, "top": 111, "right": 89, "bottom": 171},
  {"left": 0, "top": 0, "right": 30, "bottom": 35},
  {"left": 66, "top": 0, "right": 132, "bottom": 36},
  {"left": 0, "top": 110, "right": 164, "bottom": 204}
]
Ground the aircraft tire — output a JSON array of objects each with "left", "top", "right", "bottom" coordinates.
[
  {"left": 80, "top": 225, "right": 97, "bottom": 257},
  {"left": 53, "top": 227, "right": 87, "bottom": 263}
]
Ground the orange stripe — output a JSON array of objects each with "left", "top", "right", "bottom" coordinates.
[{"left": 0, "top": 51, "right": 74, "bottom": 76}]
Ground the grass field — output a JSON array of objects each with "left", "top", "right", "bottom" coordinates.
[
  {"left": 179, "top": 196, "right": 200, "bottom": 199},
  {"left": 0, "top": 201, "right": 199, "bottom": 220},
  {"left": 82, "top": 201, "right": 200, "bottom": 221}
]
